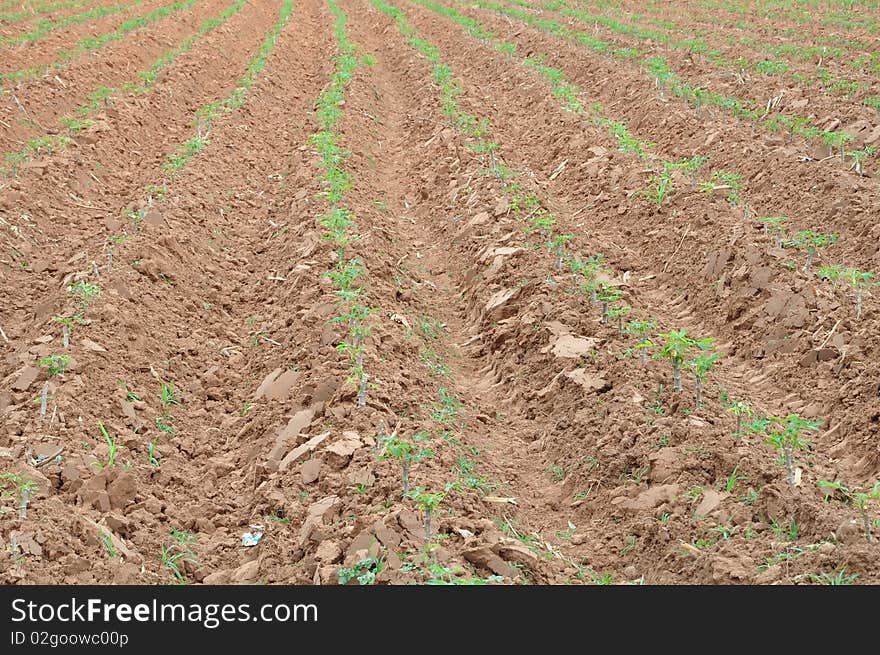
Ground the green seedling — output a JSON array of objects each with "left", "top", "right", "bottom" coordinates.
[
  {"left": 338, "top": 556, "right": 384, "bottom": 585},
  {"left": 265, "top": 513, "right": 290, "bottom": 525},
  {"left": 99, "top": 422, "right": 118, "bottom": 468},
  {"left": 624, "top": 319, "right": 656, "bottom": 364},
  {"left": 161, "top": 542, "right": 196, "bottom": 585},
  {"left": 147, "top": 437, "right": 160, "bottom": 468},
  {"left": 764, "top": 414, "right": 822, "bottom": 486},
  {"left": 596, "top": 284, "right": 622, "bottom": 326},
  {"left": 841, "top": 267, "right": 875, "bottom": 320},
  {"left": 0, "top": 472, "right": 38, "bottom": 519},
  {"left": 158, "top": 382, "right": 180, "bottom": 408},
  {"left": 700, "top": 170, "right": 744, "bottom": 205},
  {"left": 67, "top": 280, "right": 101, "bottom": 308},
  {"left": 405, "top": 485, "right": 451, "bottom": 541},
  {"left": 547, "top": 464, "right": 565, "bottom": 481},
  {"left": 847, "top": 144, "right": 876, "bottom": 175},
  {"left": 850, "top": 483, "right": 880, "bottom": 542},
  {"left": 687, "top": 351, "right": 723, "bottom": 409},
  {"left": 654, "top": 330, "right": 714, "bottom": 393},
  {"left": 725, "top": 463, "right": 746, "bottom": 493},
  {"left": 532, "top": 210, "right": 557, "bottom": 251},
  {"left": 608, "top": 304, "right": 632, "bottom": 336},
  {"left": 804, "top": 567, "right": 858, "bottom": 585},
  {"left": 552, "top": 234, "right": 573, "bottom": 270},
  {"left": 822, "top": 480, "right": 880, "bottom": 541},
  {"left": 431, "top": 387, "right": 462, "bottom": 425},
  {"left": 726, "top": 400, "right": 754, "bottom": 437},
  {"left": 570, "top": 255, "right": 609, "bottom": 303},
  {"left": 38, "top": 353, "right": 74, "bottom": 376},
  {"left": 52, "top": 314, "right": 83, "bottom": 347},
  {"left": 99, "top": 530, "right": 117, "bottom": 559},
  {"left": 639, "top": 161, "right": 677, "bottom": 207},
  {"left": 759, "top": 216, "right": 788, "bottom": 248},
  {"left": 679, "top": 155, "right": 709, "bottom": 188},
  {"left": 786, "top": 231, "right": 838, "bottom": 273},
  {"left": 379, "top": 431, "right": 433, "bottom": 496}
]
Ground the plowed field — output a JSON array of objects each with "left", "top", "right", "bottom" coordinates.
[{"left": 2, "top": 0, "right": 879, "bottom": 586}]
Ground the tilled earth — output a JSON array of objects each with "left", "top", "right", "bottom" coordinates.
[{"left": 1, "top": 0, "right": 878, "bottom": 585}]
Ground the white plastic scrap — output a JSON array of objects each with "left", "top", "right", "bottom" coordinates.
[{"left": 241, "top": 525, "right": 264, "bottom": 547}]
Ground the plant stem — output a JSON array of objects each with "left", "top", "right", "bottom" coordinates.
[
  {"left": 19, "top": 488, "right": 29, "bottom": 520},
  {"left": 784, "top": 443, "right": 795, "bottom": 486},
  {"left": 735, "top": 413, "right": 742, "bottom": 436},
  {"left": 639, "top": 349, "right": 646, "bottom": 366},
  {"left": 424, "top": 508, "right": 433, "bottom": 541},
  {"left": 601, "top": 301, "right": 609, "bottom": 325},
  {"left": 695, "top": 376, "right": 703, "bottom": 409},
  {"left": 804, "top": 249, "right": 814, "bottom": 274},
  {"left": 357, "top": 373, "right": 368, "bottom": 408},
  {"left": 672, "top": 359, "right": 682, "bottom": 393},
  {"left": 856, "top": 287, "right": 862, "bottom": 320},
  {"left": 40, "top": 383, "right": 48, "bottom": 420}
]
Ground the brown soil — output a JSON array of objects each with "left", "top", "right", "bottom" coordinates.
[
  {"left": 529, "top": 0, "right": 880, "bottom": 112},
  {"left": 1, "top": 0, "right": 878, "bottom": 586},
  {"left": 0, "top": 0, "right": 216, "bottom": 155},
  {"left": 0, "top": 0, "right": 171, "bottom": 69}
]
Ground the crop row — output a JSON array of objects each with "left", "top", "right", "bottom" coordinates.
[
  {"left": 0, "top": 0, "right": 146, "bottom": 47},
  {"left": 8, "top": 0, "right": 296, "bottom": 583},
  {"left": 389, "top": 0, "right": 880, "bottom": 549},
  {"left": 522, "top": 0, "right": 880, "bottom": 114},
  {"left": 419, "top": 0, "right": 877, "bottom": 297},
  {"left": 458, "top": 0, "right": 875, "bottom": 169},
  {"left": 0, "top": 0, "right": 103, "bottom": 23},
  {"left": 2, "top": 0, "right": 248, "bottom": 176},
  {"left": 0, "top": 0, "right": 197, "bottom": 88}
]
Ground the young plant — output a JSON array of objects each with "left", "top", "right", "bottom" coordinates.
[
  {"left": 147, "top": 437, "right": 160, "bottom": 468},
  {"left": 161, "top": 542, "right": 197, "bottom": 585},
  {"left": 153, "top": 383, "right": 178, "bottom": 433},
  {"left": 596, "top": 284, "right": 623, "bottom": 326},
  {"left": 841, "top": 267, "right": 875, "bottom": 320},
  {"left": 99, "top": 531, "right": 117, "bottom": 559},
  {"left": 687, "top": 351, "right": 723, "bottom": 409},
  {"left": 608, "top": 303, "right": 632, "bottom": 336},
  {"left": 759, "top": 216, "right": 788, "bottom": 248},
  {"left": 0, "top": 472, "right": 38, "bottom": 520},
  {"left": 532, "top": 210, "right": 557, "bottom": 251},
  {"left": 570, "top": 255, "right": 609, "bottom": 303},
  {"left": 818, "top": 478, "right": 880, "bottom": 541},
  {"left": 679, "top": 155, "right": 709, "bottom": 188},
  {"left": 552, "top": 234, "right": 573, "bottom": 270},
  {"left": 726, "top": 400, "right": 754, "bottom": 437},
  {"left": 765, "top": 414, "right": 822, "bottom": 486},
  {"left": 847, "top": 144, "right": 876, "bottom": 176},
  {"left": 700, "top": 170, "right": 744, "bottom": 205},
  {"left": 786, "top": 231, "right": 838, "bottom": 273},
  {"left": 431, "top": 387, "right": 462, "bottom": 425},
  {"left": 654, "top": 330, "right": 714, "bottom": 393},
  {"left": 38, "top": 353, "right": 74, "bottom": 376},
  {"left": 379, "top": 431, "right": 433, "bottom": 496},
  {"left": 639, "top": 161, "right": 676, "bottom": 207},
  {"left": 624, "top": 319, "right": 656, "bottom": 364},
  {"left": 338, "top": 556, "right": 384, "bottom": 585},
  {"left": 99, "top": 422, "right": 118, "bottom": 468},
  {"left": 67, "top": 280, "right": 101, "bottom": 309},
  {"left": 405, "top": 485, "right": 450, "bottom": 541}
]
